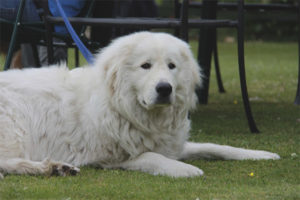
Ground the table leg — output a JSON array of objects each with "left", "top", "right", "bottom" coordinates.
[
  {"left": 294, "top": 0, "right": 300, "bottom": 105},
  {"left": 196, "top": 0, "right": 217, "bottom": 104}
]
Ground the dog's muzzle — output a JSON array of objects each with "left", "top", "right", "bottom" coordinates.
[{"left": 155, "top": 82, "right": 172, "bottom": 104}]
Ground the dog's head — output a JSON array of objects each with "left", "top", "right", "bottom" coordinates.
[{"left": 96, "top": 32, "right": 201, "bottom": 115}]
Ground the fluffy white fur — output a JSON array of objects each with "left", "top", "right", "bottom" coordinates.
[{"left": 0, "top": 32, "right": 279, "bottom": 179}]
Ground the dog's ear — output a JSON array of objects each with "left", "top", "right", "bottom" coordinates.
[
  {"left": 94, "top": 50, "right": 117, "bottom": 97},
  {"left": 179, "top": 46, "right": 202, "bottom": 111},
  {"left": 95, "top": 40, "right": 133, "bottom": 98},
  {"left": 103, "top": 58, "right": 119, "bottom": 97}
]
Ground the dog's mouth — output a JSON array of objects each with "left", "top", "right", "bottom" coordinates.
[
  {"left": 155, "top": 96, "right": 171, "bottom": 105},
  {"left": 138, "top": 81, "right": 175, "bottom": 110},
  {"left": 141, "top": 97, "right": 172, "bottom": 110}
]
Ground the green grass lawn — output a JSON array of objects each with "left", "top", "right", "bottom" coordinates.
[{"left": 0, "top": 41, "right": 299, "bottom": 200}]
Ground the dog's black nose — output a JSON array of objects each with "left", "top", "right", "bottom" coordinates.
[{"left": 156, "top": 82, "right": 172, "bottom": 97}]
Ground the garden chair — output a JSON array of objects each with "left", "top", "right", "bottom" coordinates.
[
  {"left": 0, "top": 0, "right": 99, "bottom": 69},
  {"left": 179, "top": 0, "right": 259, "bottom": 132},
  {"left": 296, "top": 0, "right": 300, "bottom": 105},
  {"left": 186, "top": 1, "right": 300, "bottom": 105},
  {"left": 0, "top": 0, "right": 37, "bottom": 70},
  {"left": 218, "top": 1, "right": 300, "bottom": 105}
]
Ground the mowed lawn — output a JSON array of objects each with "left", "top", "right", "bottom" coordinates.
[{"left": 0, "top": 41, "right": 299, "bottom": 200}]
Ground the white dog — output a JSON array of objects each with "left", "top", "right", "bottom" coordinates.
[{"left": 0, "top": 32, "right": 279, "bottom": 179}]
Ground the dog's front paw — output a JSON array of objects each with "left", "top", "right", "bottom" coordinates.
[
  {"left": 51, "top": 163, "right": 80, "bottom": 176},
  {"left": 242, "top": 150, "right": 280, "bottom": 160},
  {"left": 42, "top": 159, "right": 80, "bottom": 176},
  {"left": 121, "top": 152, "right": 204, "bottom": 178},
  {"left": 156, "top": 161, "right": 204, "bottom": 178},
  {"left": 252, "top": 151, "right": 280, "bottom": 160},
  {"left": 170, "top": 163, "right": 204, "bottom": 178}
]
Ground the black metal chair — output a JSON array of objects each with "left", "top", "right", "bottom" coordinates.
[
  {"left": 0, "top": 0, "right": 98, "bottom": 69},
  {"left": 41, "top": 0, "right": 99, "bottom": 67},
  {"left": 179, "top": 0, "right": 259, "bottom": 133},
  {"left": 187, "top": 1, "right": 300, "bottom": 106},
  {"left": 44, "top": 1, "right": 190, "bottom": 43},
  {"left": 0, "top": 0, "right": 39, "bottom": 70},
  {"left": 218, "top": 1, "right": 300, "bottom": 106},
  {"left": 296, "top": 0, "right": 300, "bottom": 105}
]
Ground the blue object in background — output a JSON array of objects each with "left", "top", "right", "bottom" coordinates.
[
  {"left": 0, "top": 0, "right": 40, "bottom": 21},
  {"left": 48, "top": 0, "right": 86, "bottom": 34},
  {"left": 53, "top": 0, "right": 94, "bottom": 64},
  {"left": 0, "top": 0, "right": 86, "bottom": 35}
]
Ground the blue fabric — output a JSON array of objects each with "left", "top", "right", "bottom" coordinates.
[
  {"left": 48, "top": 0, "right": 85, "bottom": 34},
  {"left": 0, "top": 0, "right": 85, "bottom": 35},
  {"left": 0, "top": 0, "right": 40, "bottom": 22},
  {"left": 53, "top": 0, "right": 94, "bottom": 64}
]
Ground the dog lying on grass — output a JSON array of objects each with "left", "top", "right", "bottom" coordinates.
[{"left": 0, "top": 32, "right": 280, "bottom": 179}]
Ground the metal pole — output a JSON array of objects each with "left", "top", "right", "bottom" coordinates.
[
  {"left": 294, "top": 0, "right": 300, "bottom": 105},
  {"left": 174, "top": 0, "right": 180, "bottom": 37},
  {"left": 75, "top": 47, "right": 79, "bottom": 67},
  {"left": 213, "top": 32, "right": 226, "bottom": 93},
  {"left": 196, "top": 0, "right": 217, "bottom": 104},
  {"left": 4, "top": 0, "right": 26, "bottom": 70},
  {"left": 237, "top": 0, "right": 259, "bottom": 133},
  {"left": 180, "top": 0, "right": 189, "bottom": 42},
  {"left": 42, "top": 1, "right": 54, "bottom": 65}
]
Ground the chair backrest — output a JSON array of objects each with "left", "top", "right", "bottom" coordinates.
[{"left": 43, "top": 0, "right": 190, "bottom": 64}]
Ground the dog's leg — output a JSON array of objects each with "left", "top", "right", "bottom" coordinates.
[
  {"left": 180, "top": 142, "right": 280, "bottom": 160},
  {"left": 0, "top": 158, "right": 80, "bottom": 178},
  {"left": 10, "top": 49, "right": 22, "bottom": 69},
  {"left": 117, "top": 152, "right": 204, "bottom": 177}
]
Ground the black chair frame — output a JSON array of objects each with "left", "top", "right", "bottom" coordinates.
[
  {"left": 0, "top": 0, "right": 100, "bottom": 69},
  {"left": 189, "top": 1, "right": 300, "bottom": 105}
]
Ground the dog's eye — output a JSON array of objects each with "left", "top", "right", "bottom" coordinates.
[
  {"left": 141, "top": 63, "right": 152, "bottom": 70},
  {"left": 168, "top": 63, "right": 176, "bottom": 70}
]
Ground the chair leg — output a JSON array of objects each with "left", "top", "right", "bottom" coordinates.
[
  {"left": 31, "top": 43, "right": 41, "bottom": 67},
  {"left": 4, "top": 0, "right": 26, "bottom": 70},
  {"left": 41, "top": 1, "right": 54, "bottom": 65},
  {"left": 75, "top": 47, "right": 79, "bottom": 67},
  {"left": 196, "top": 0, "right": 217, "bottom": 104},
  {"left": 237, "top": 0, "right": 259, "bottom": 133},
  {"left": 213, "top": 34, "right": 226, "bottom": 93},
  {"left": 295, "top": 65, "right": 300, "bottom": 105},
  {"left": 174, "top": 0, "right": 180, "bottom": 38},
  {"left": 180, "top": 0, "right": 189, "bottom": 42},
  {"left": 296, "top": 63, "right": 300, "bottom": 105},
  {"left": 294, "top": 0, "right": 300, "bottom": 105}
]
